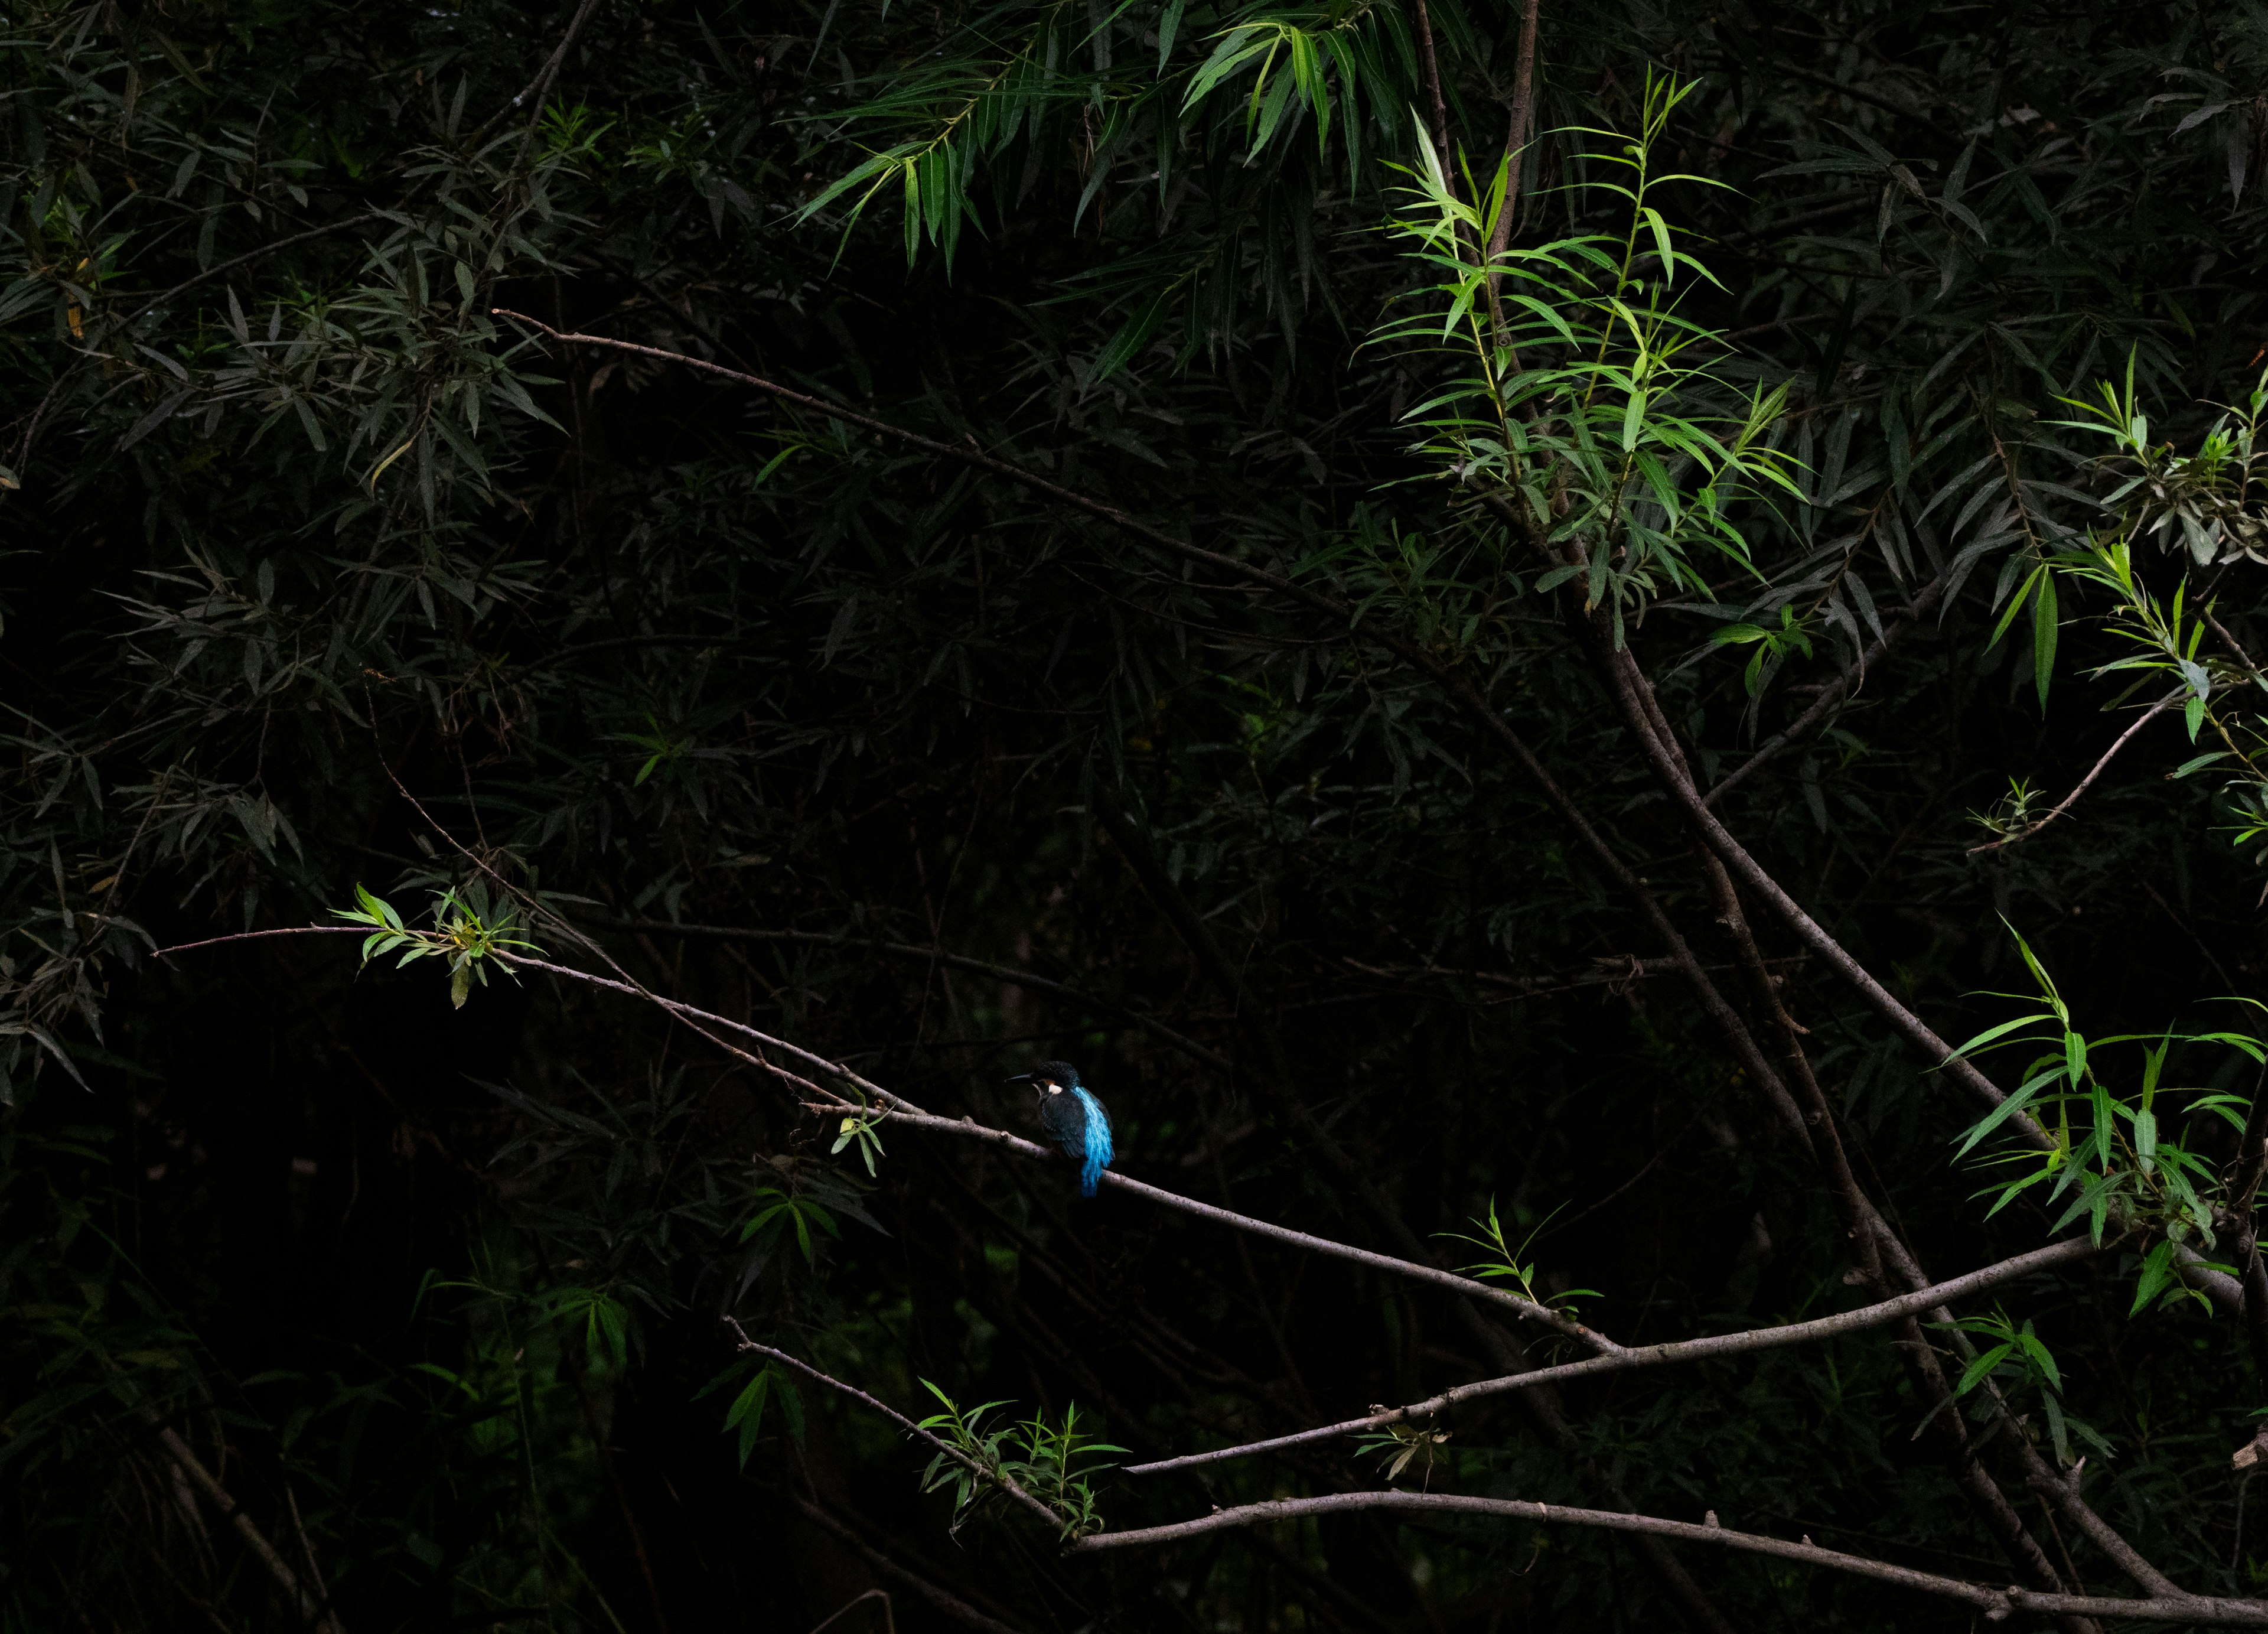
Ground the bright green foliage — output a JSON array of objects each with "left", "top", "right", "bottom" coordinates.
[
  {"left": 1369, "top": 76, "right": 1802, "bottom": 643},
  {"left": 333, "top": 880, "right": 540, "bottom": 1007},
  {"left": 1950, "top": 927, "right": 2261, "bottom": 1252},
  {"left": 1442, "top": 1197, "right": 1598, "bottom": 1317},
  {"left": 1934, "top": 1307, "right": 2114, "bottom": 1470},
  {"left": 914, "top": 1383, "right": 1125, "bottom": 1537}
]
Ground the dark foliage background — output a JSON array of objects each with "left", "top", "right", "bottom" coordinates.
[{"left": 6, "top": 0, "right": 2268, "bottom": 1628}]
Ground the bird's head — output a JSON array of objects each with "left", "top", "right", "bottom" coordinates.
[{"left": 1011, "top": 1059, "right": 1083, "bottom": 1098}]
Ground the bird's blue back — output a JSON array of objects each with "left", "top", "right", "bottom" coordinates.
[{"left": 1069, "top": 1084, "right": 1112, "bottom": 1196}]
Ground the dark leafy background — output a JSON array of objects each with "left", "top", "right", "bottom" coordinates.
[{"left": 6, "top": 0, "right": 2268, "bottom": 1628}]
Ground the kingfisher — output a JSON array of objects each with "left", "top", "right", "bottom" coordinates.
[{"left": 1012, "top": 1060, "right": 1114, "bottom": 1196}]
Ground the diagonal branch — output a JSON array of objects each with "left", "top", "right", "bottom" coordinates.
[
  {"left": 1968, "top": 690, "right": 2183, "bottom": 854},
  {"left": 494, "top": 315, "right": 1967, "bottom": 1173},
  {"left": 786, "top": 1495, "right": 1032, "bottom": 1634},
  {"left": 1480, "top": 0, "right": 1544, "bottom": 303},
  {"left": 728, "top": 1326, "right": 1068, "bottom": 1536},
  {"left": 1068, "top": 1492, "right": 2262, "bottom": 1626},
  {"left": 1595, "top": 645, "right": 2049, "bottom": 1146},
  {"left": 1122, "top": 1235, "right": 2106, "bottom": 1476},
  {"left": 116, "top": 1379, "right": 347, "bottom": 1634},
  {"left": 592, "top": 916, "right": 1230, "bottom": 1070},
  {"left": 154, "top": 925, "right": 1608, "bottom": 1345}
]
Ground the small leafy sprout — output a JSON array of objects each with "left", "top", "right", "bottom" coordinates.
[
  {"left": 617, "top": 714, "right": 692, "bottom": 786},
  {"left": 1710, "top": 605, "right": 1816, "bottom": 695},
  {"left": 1967, "top": 776, "right": 2047, "bottom": 841},
  {"left": 830, "top": 1102, "right": 887, "bottom": 1176},
  {"left": 1357, "top": 1408, "right": 1452, "bottom": 1488},
  {"left": 740, "top": 1186, "right": 842, "bottom": 1266},
  {"left": 331, "top": 880, "right": 542, "bottom": 1008},
  {"left": 914, "top": 1385, "right": 1125, "bottom": 1538},
  {"left": 1441, "top": 1199, "right": 1600, "bottom": 1317}
]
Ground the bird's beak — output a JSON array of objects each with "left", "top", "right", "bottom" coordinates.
[{"left": 1005, "top": 1073, "right": 1032, "bottom": 1085}]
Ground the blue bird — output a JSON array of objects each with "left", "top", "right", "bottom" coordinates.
[{"left": 1014, "top": 1060, "right": 1113, "bottom": 1196}]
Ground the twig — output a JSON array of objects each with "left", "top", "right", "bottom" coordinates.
[
  {"left": 1596, "top": 639, "right": 2050, "bottom": 1146},
  {"left": 589, "top": 917, "right": 1231, "bottom": 1070},
  {"left": 1122, "top": 1235, "right": 2106, "bottom": 1476},
  {"left": 726, "top": 1326, "right": 1067, "bottom": 1536},
  {"left": 879, "top": 1102, "right": 1611, "bottom": 1346},
  {"left": 1408, "top": 0, "right": 1452, "bottom": 175},
  {"left": 471, "top": 0, "right": 607, "bottom": 140},
  {"left": 1069, "top": 1492, "right": 2253, "bottom": 1624},
  {"left": 122, "top": 213, "right": 386, "bottom": 326},
  {"left": 496, "top": 317, "right": 2008, "bottom": 1177},
  {"left": 786, "top": 1495, "right": 1031, "bottom": 1634},
  {"left": 153, "top": 925, "right": 364, "bottom": 957},
  {"left": 2226, "top": 1063, "right": 2268, "bottom": 1378},
  {"left": 1969, "top": 691, "right": 2182, "bottom": 854},
  {"left": 809, "top": 1589, "right": 895, "bottom": 1634}
]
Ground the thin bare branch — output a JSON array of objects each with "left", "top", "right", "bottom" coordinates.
[
  {"left": 153, "top": 925, "right": 364, "bottom": 958},
  {"left": 1969, "top": 691, "right": 2183, "bottom": 854},
  {"left": 156, "top": 920, "right": 1617, "bottom": 1343},
  {"left": 1593, "top": 639, "right": 2048, "bottom": 1145},
  {"left": 1070, "top": 1492, "right": 2257, "bottom": 1625},
  {"left": 1123, "top": 1235, "right": 2106, "bottom": 1476},
  {"left": 590, "top": 917, "right": 1231, "bottom": 1070},
  {"left": 786, "top": 1495, "right": 1031, "bottom": 1634}
]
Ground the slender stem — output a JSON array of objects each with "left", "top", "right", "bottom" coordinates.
[
  {"left": 1123, "top": 1235, "right": 2106, "bottom": 1476},
  {"left": 122, "top": 212, "right": 386, "bottom": 324},
  {"left": 116, "top": 1379, "right": 346, "bottom": 1634},
  {"left": 590, "top": 916, "right": 1230, "bottom": 1070},
  {"left": 786, "top": 1495, "right": 1029, "bottom": 1634},
  {"left": 1592, "top": 640, "right": 2047, "bottom": 1144},
  {"left": 470, "top": 0, "right": 608, "bottom": 141},
  {"left": 1969, "top": 691, "right": 2182, "bottom": 854},
  {"left": 1069, "top": 1493, "right": 2257, "bottom": 1625},
  {"left": 2228, "top": 1065, "right": 2268, "bottom": 1379},
  {"left": 153, "top": 925, "right": 364, "bottom": 957},
  {"left": 727, "top": 1327, "right": 1068, "bottom": 1536},
  {"left": 153, "top": 920, "right": 1617, "bottom": 1343}
]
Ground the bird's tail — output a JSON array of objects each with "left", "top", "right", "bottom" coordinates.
[{"left": 1074, "top": 1086, "right": 1113, "bottom": 1197}]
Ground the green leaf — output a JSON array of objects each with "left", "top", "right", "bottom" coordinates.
[
  {"left": 2130, "top": 1239, "right": 2178, "bottom": 1316},
  {"left": 2012, "top": 1326, "right": 2061, "bottom": 1394},
  {"left": 1954, "top": 1341, "right": 2013, "bottom": 1396},
  {"left": 727, "top": 1369, "right": 770, "bottom": 1467},
  {"left": 2032, "top": 566, "right": 2058, "bottom": 711}
]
